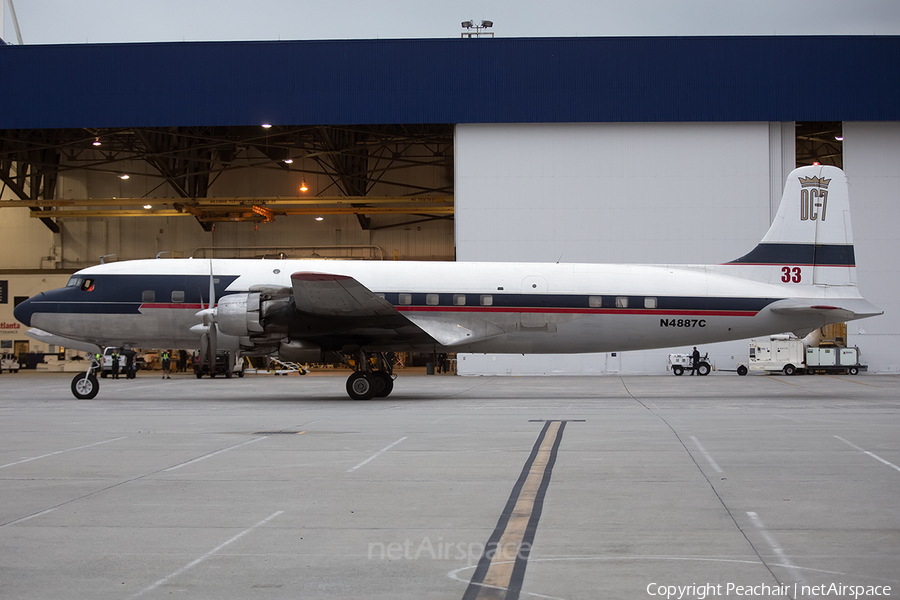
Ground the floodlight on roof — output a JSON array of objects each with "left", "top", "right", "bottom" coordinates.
[{"left": 461, "top": 19, "right": 494, "bottom": 38}]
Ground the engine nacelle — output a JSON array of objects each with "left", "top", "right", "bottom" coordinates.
[
  {"left": 217, "top": 286, "right": 293, "bottom": 338},
  {"left": 216, "top": 293, "right": 264, "bottom": 337},
  {"left": 278, "top": 340, "right": 324, "bottom": 363}
]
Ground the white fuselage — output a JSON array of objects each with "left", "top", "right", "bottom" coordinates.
[{"left": 20, "top": 258, "right": 861, "bottom": 355}]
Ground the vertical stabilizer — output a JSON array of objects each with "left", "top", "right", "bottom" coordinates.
[{"left": 727, "top": 165, "right": 856, "bottom": 287}]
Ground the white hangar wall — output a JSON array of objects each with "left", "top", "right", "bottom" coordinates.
[
  {"left": 454, "top": 121, "right": 798, "bottom": 375},
  {"left": 843, "top": 122, "right": 900, "bottom": 373}
]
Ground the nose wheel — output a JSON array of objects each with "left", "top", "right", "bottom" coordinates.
[{"left": 71, "top": 357, "right": 101, "bottom": 399}]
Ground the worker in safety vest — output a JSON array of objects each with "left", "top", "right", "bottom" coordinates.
[{"left": 161, "top": 350, "right": 171, "bottom": 379}]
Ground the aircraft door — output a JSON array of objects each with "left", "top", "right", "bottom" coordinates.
[{"left": 519, "top": 276, "right": 550, "bottom": 330}]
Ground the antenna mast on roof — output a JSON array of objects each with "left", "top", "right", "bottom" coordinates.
[{"left": 4, "top": 0, "right": 24, "bottom": 44}]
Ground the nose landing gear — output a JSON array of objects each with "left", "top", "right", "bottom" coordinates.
[{"left": 71, "top": 356, "right": 101, "bottom": 399}]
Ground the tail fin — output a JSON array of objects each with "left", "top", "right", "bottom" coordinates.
[{"left": 727, "top": 165, "right": 856, "bottom": 287}]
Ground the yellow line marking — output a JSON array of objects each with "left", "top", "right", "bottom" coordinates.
[{"left": 474, "top": 421, "right": 561, "bottom": 598}]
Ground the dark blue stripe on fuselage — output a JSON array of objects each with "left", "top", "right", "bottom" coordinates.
[
  {"left": 17, "top": 272, "right": 779, "bottom": 322},
  {"left": 381, "top": 293, "right": 777, "bottom": 313},
  {"left": 14, "top": 274, "right": 241, "bottom": 325},
  {"left": 71, "top": 274, "right": 240, "bottom": 307},
  {"left": 728, "top": 243, "right": 855, "bottom": 266}
]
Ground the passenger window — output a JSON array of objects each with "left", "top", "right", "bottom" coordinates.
[
  {"left": 142, "top": 290, "right": 155, "bottom": 302},
  {"left": 453, "top": 294, "right": 466, "bottom": 306},
  {"left": 480, "top": 295, "right": 493, "bottom": 306},
  {"left": 644, "top": 297, "right": 657, "bottom": 309},
  {"left": 615, "top": 296, "right": 628, "bottom": 308},
  {"left": 171, "top": 291, "right": 185, "bottom": 303},
  {"left": 589, "top": 296, "right": 602, "bottom": 308},
  {"left": 399, "top": 293, "right": 412, "bottom": 305},
  {"left": 426, "top": 294, "right": 439, "bottom": 306}
]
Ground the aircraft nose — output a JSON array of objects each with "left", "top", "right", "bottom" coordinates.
[{"left": 13, "top": 293, "right": 41, "bottom": 327}]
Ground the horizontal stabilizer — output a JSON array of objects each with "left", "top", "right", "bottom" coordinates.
[{"left": 767, "top": 298, "right": 883, "bottom": 322}]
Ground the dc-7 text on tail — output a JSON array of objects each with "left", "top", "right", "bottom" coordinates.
[{"left": 14, "top": 166, "right": 882, "bottom": 400}]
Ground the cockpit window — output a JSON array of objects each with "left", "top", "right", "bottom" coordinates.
[
  {"left": 81, "top": 279, "right": 94, "bottom": 292},
  {"left": 66, "top": 277, "right": 82, "bottom": 288}
]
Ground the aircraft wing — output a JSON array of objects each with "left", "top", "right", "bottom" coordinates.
[
  {"left": 290, "top": 272, "right": 399, "bottom": 317},
  {"left": 288, "top": 272, "right": 503, "bottom": 348},
  {"left": 26, "top": 328, "right": 102, "bottom": 354}
]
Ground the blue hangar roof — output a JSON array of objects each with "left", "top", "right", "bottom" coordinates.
[{"left": 1, "top": 36, "right": 898, "bottom": 129}]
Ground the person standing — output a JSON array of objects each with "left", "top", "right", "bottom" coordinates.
[
  {"left": 161, "top": 350, "right": 171, "bottom": 379},
  {"left": 111, "top": 348, "right": 120, "bottom": 379},
  {"left": 690, "top": 346, "right": 700, "bottom": 375},
  {"left": 125, "top": 350, "right": 135, "bottom": 379}
]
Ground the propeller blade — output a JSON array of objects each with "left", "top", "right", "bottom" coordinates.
[
  {"left": 200, "top": 332, "right": 209, "bottom": 369},
  {"left": 207, "top": 324, "right": 218, "bottom": 374},
  {"left": 208, "top": 260, "right": 216, "bottom": 313}
]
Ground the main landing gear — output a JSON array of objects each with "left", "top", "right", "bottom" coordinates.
[
  {"left": 345, "top": 351, "right": 396, "bottom": 400},
  {"left": 71, "top": 356, "right": 101, "bottom": 399}
]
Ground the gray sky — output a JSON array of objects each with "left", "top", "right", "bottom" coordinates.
[{"left": 4, "top": 0, "right": 900, "bottom": 45}]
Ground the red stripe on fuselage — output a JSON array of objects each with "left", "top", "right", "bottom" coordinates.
[
  {"left": 140, "top": 303, "right": 207, "bottom": 310},
  {"left": 396, "top": 306, "right": 759, "bottom": 317},
  {"left": 138, "top": 303, "right": 759, "bottom": 318}
]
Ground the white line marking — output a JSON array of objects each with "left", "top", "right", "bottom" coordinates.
[
  {"left": 834, "top": 436, "right": 900, "bottom": 473},
  {"left": 746, "top": 511, "right": 807, "bottom": 586},
  {"left": 4, "top": 507, "right": 60, "bottom": 526},
  {"left": 0, "top": 437, "right": 126, "bottom": 470},
  {"left": 347, "top": 436, "right": 407, "bottom": 472},
  {"left": 127, "top": 510, "right": 283, "bottom": 599},
  {"left": 690, "top": 436, "right": 723, "bottom": 473},
  {"left": 164, "top": 437, "right": 267, "bottom": 471}
]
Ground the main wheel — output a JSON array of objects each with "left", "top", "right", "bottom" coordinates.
[
  {"left": 373, "top": 371, "right": 394, "bottom": 398},
  {"left": 697, "top": 362, "right": 711, "bottom": 376},
  {"left": 71, "top": 373, "right": 99, "bottom": 399},
  {"left": 347, "top": 372, "right": 376, "bottom": 400},
  {"left": 672, "top": 366, "right": 684, "bottom": 376}
]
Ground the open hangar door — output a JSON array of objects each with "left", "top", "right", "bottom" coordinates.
[
  {"left": 454, "top": 121, "right": 795, "bottom": 375},
  {"left": 843, "top": 122, "right": 900, "bottom": 373}
]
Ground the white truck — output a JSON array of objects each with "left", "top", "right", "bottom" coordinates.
[
  {"left": 1, "top": 353, "right": 20, "bottom": 373},
  {"left": 744, "top": 335, "right": 867, "bottom": 376}
]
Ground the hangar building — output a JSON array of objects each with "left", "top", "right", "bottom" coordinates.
[{"left": 1, "top": 36, "right": 898, "bottom": 373}]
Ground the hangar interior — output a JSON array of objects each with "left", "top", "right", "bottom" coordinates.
[{"left": 1, "top": 37, "right": 897, "bottom": 374}]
